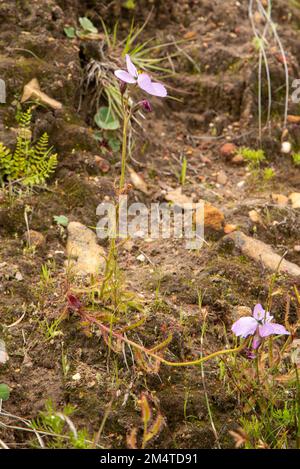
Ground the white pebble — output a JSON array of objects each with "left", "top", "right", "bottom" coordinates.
[
  {"left": 281, "top": 141, "right": 292, "bottom": 154},
  {"left": 136, "top": 254, "right": 146, "bottom": 262}
]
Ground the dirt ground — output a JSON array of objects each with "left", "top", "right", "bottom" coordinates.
[{"left": 1, "top": 0, "right": 300, "bottom": 449}]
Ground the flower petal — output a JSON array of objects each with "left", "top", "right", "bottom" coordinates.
[
  {"left": 126, "top": 54, "right": 138, "bottom": 78},
  {"left": 231, "top": 317, "right": 258, "bottom": 338},
  {"left": 137, "top": 73, "right": 153, "bottom": 92},
  {"left": 259, "top": 322, "right": 290, "bottom": 337},
  {"left": 253, "top": 303, "right": 273, "bottom": 323},
  {"left": 149, "top": 81, "right": 168, "bottom": 97},
  {"left": 137, "top": 73, "right": 167, "bottom": 97},
  {"left": 253, "top": 304, "right": 265, "bottom": 321},
  {"left": 252, "top": 334, "right": 262, "bottom": 350},
  {"left": 114, "top": 70, "right": 136, "bottom": 84}
]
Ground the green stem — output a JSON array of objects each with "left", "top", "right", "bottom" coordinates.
[
  {"left": 255, "top": 352, "right": 260, "bottom": 385},
  {"left": 100, "top": 100, "right": 130, "bottom": 299},
  {"left": 294, "top": 364, "right": 300, "bottom": 449},
  {"left": 119, "top": 109, "right": 129, "bottom": 191},
  {"left": 81, "top": 310, "right": 250, "bottom": 368}
]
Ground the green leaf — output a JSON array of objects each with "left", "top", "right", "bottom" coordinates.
[
  {"left": 53, "top": 215, "right": 69, "bottom": 227},
  {"left": 0, "top": 383, "right": 10, "bottom": 401},
  {"left": 108, "top": 137, "right": 121, "bottom": 152},
  {"left": 94, "top": 107, "right": 120, "bottom": 130},
  {"left": 123, "top": 0, "right": 136, "bottom": 9},
  {"left": 93, "top": 131, "right": 103, "bottom": 142},
  {"left": 79, "top": 17, "right": 98, "bottom": 33},
  {"left": 64, "top": 27, "right": 76, "bottom": 39}
]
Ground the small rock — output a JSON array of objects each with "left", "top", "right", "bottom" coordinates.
[
  {"left": 232, "top": 306, "right": 252, "bottom": 322},
  {"left": 271, "top": 193, "right": 289, "bottom": 207},
  {"left": 225, "top": 231, "right": 300, "bottom": 278},
  {"left": 216, "top": 170, "right": 228, "bottom": 185},
  {"left": 21, "top": 78, "right": 62, "bottom": 110},
  {"left": 66, "top": 222, "right": 106, "bottom": 276},
  {"left": 72, "top": 372, "right": 81, "bottom": 381},
  {"left": 136, "top": 254, "right": 146, "bottom": 262},
  {"left": 281, "top": 141, "right": 292, "bottom": 154},
  {"left": 203, "top": 203, "right": 225, "bottom": 231},
  {"left": 200, "top": 155, "right": 211, "bottom": 165},
  {"left": 220, "top": 143, "right": 237, "bottom": 159},
  {"left": 291, "top": 339, "right": 300, "bottom": 366},
  {"left": 249, "top": 210, "right": 262, "bottom": 224},
  {"left": 287, "top": 115, "right": 300, "bottom": 124},
  {"left": 231, "top": 154, "right": 244, "bottom": 164},
  {"left": 0, "top": 339, "right": 9, "bottom": 364},
  {"left": 237, "top": 180, "right": 245, "bottom": 188},
  {"left": 128, "top": 166, "right": 148, "bottom": 194},
  {"left": 0, "top": 263, "right": 19, "bottom": 280},
  {"left": 294, "top": 245, "right": 300, "bottom": 253},
  {"left": 224, "top": 224, "right": 237, "bottom": 234},
  {"left": 15, "top": 272, "right": 23, "bottom": 281},
  {"left": 94, "top": 156, "right": 110, "bottom": 173},
  {"left": 289, "top": 193, "right": 300, "bottom": 209},
  {"left": 25, "top": 230, "right": 46, "bottom": 248},
  {"left": 165, "top": 187, "right": 192, "bottom": 208}
]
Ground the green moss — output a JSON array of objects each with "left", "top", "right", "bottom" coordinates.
[{"left": 60, "top": 175, "right": 94, "bottom": 208}]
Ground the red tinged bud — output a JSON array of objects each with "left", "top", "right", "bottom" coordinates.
[{"left": 67, "top": 293, "right": 82, "bottom": 311}]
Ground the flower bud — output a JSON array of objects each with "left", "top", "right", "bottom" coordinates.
[
  {"left": 120, "top": 81, "right": 127, "bottom": 95},
  {"left": 140, "top": 99, "right": 152, "bottom": 112}
]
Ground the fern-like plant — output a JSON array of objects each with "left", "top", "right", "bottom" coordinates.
[{"left": 0, "top": 109, "right": 57, "bottom": 186}]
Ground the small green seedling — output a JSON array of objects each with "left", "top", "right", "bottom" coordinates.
[
  {"left": 53, "top": 215, "right": 69, "bottom": 227},
  {"left": 78, "top": 17, "right": 98, "bottom": 34},
  {"left": 0, "top": 383, "right": 10, "bottom": 401},
  {"left": 123, "top": 0, "right": 136, "bottom": 9},
  {"left": 292, "top": 153, "right": 300, "bottom": 166},
  {"left": 64, "top": 17, "right": 99, "bottom": 40},
  {"left": 240, "top": 147, "right": 266, "bottom": 169},
  {"left": 263, "top": 167, "right": 276, "bottom": 181},
  {"left": 64, "top": 27, "right": 76, "bottom": 38}
]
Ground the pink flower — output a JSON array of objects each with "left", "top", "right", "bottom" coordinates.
[
  {"left": 232, "top": 304, "right": 290, "bottom": 340},
  {"left": 114, "top": 54, "right": 167, "bottom": 98}
]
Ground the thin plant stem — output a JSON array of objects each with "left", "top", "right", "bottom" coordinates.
[
  {"left": 79, "top": 308, "right": 250, "bottom": 368},
  {"left": 255, "top": 351, "right": 260, "bottom": 385},
  {"left": 257, "top": 0, "right": 289, "bottom": 130},
  {"left": 120, "top": 110, "right": 130, "bottom": 191},
  {"left": 294, "top": 364, "right": 300, "bottom": 449},
  {"left": 199, "top": 294, "right": 221, "bottom": 448}
]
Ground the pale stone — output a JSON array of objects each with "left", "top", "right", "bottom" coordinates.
[
  {"left": 289, "top": 193, "right": 300, "bottom": 209},
  {"left": 66, "top": 222, "right": 106, "bottom": 276},
  {"left": 25, "top": 230, "right": 46, "bottom": 248},
  {"left": 216, "top": 170, "right": 228, "bottom": 185},
  {"left": 225, "top": 231, "right": 300, "bottom": 278},
  {"left": 271, "top": 193, "right": 288, "bottom": 207}
]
